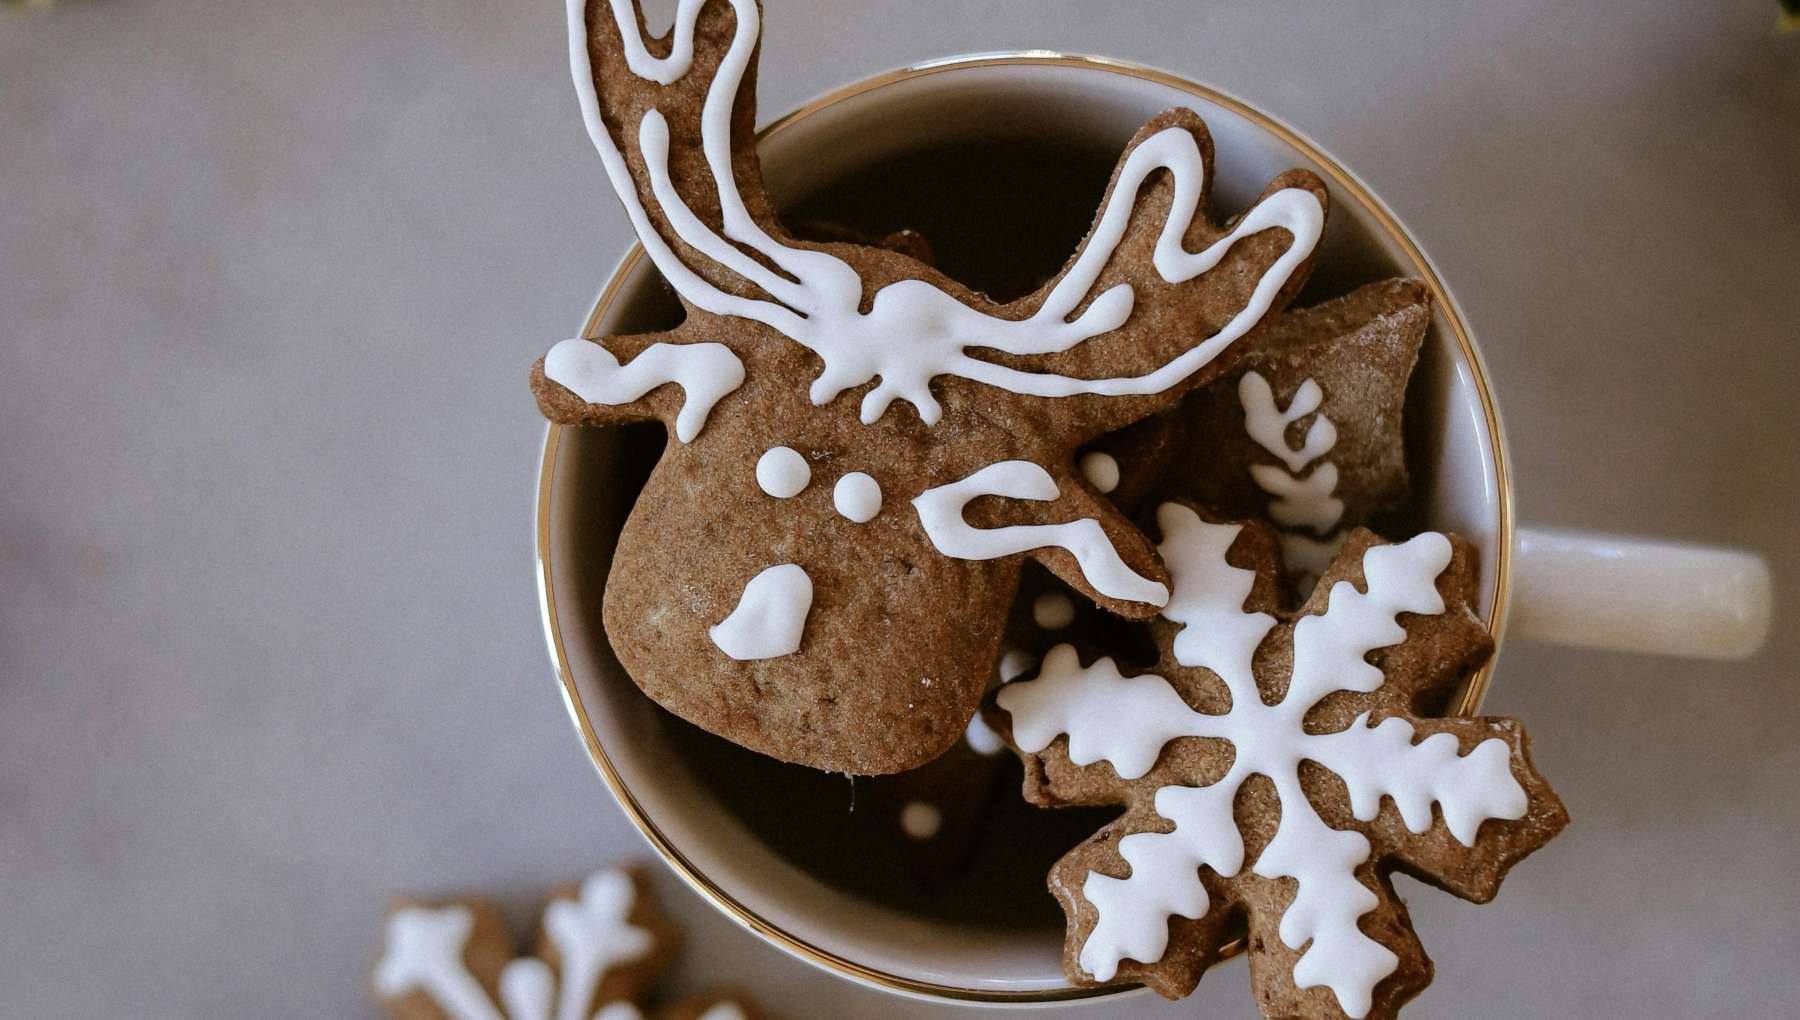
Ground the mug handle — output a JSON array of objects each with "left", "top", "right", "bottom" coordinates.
[{"left": 1510, "top": 527, "right": 1772, "bottom": 660}]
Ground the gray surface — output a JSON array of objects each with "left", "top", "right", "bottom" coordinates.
[{"left": 3, "top": 1, "right": 1797, "bottom": 1017}]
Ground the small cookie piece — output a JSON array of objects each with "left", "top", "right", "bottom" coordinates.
[
  {"left": 991, "top": 503, "right": 1566, "bottom": 1020},
  {"left": 1172, "top": 279, "right": 1429, "bottom": 583},
  {"left": 375, "top": 867, "right": 768, "bottom": 1020},
  {"left": 531, "top": 0, "right": 1330, "bottom": 773}
]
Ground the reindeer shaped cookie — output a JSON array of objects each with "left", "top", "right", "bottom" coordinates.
[{"left": 532, "top": 0, "right": 1330, "bottom": 773}]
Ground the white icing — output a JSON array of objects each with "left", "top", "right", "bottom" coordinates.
[
  {"left": 374, "top": 868, "right": 653, "bottom": 1020},
  {"left": 832, "top": 471, "right": 882, "bottom": 522},
  {"left": 964, "top": 712, "right": 1005, "bottom": 756},
  {"left": 375, "top": 906, "right": 506, "bottom": 1020},
  {"left": 1079, "top": 451, "right": 1121, "bottom": 493},
  {"left": 543, "top": 870, "right": 654, "bottom": 1020},
  {"left": 604, "top": 0, "right": 702, "bottom": 84},
  {"left": 1033, "top": 592, "right": 1076, "bottom": 630},
  {"left": 1002, "top": 644, "right": 1197, "bottom": 782},
  {"left": 697, "top": 1004, "right": 748, "bottom": 1020},
  {"left": 1239, "top": 370, "right": 1345, "bottom": 544},
  {"left": 1240, "top": 373, "right": 1336, "bottom": 472},
  {"left": 708, "top": 563, "right": 812, "bottom": 660},
  {"left": 1281, "top": 530, "right": 1348, "bottom": 585},
  {"left": 567, "top": 0, "right": 1324, "bottom": 426},
  {"left": 998, "top": 505, "right": 1527, "bottom": 1017},
  {"left": 498, "top": 959, "right": 554, "bottom": 1020},
  {"left": 1250, "top": 462, "right": 1344, "bottom": 534},
  {"left": 543, "top": 339, "right": 743, "bottom": 443},
  {"left": 998, "top": 648, "right": 1039, "bottom": 683},
  {"left": 899, "top": 800, "right": 943, "bottom": 840},
  {"left": 754, "top": 446, "right": 810, "bottom": 498},
  {"left": 912, "top": 460, "right": 1169, "bottom": 607}
]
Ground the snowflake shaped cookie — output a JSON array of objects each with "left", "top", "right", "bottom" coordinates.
[
  {"left": 994, "top": 504, "right": 1566, "bottom": 1019},
  {"left": 530, "top": 0, "right": 1329, "bottom": 772},
  {"left": 373, "top": 867, "right": 764, "bottom": 1020}
]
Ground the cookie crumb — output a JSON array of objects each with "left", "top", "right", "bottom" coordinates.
[
  {"left": 899, "top": 800, "right": 943, "bottom": 840},
  {"left": 1032, "top": 592, "right": 1076, "bottom": 630}
]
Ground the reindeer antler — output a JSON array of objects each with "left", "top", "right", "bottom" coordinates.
[
  {"left": 528, "top": 0, "right": 1337, "bottom": 773},
  {"left": 561, "top": 0, "right": 1326, "bottom": 426}
]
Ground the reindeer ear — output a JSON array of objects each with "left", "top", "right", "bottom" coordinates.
[
  {"left": 574, "top": 0, "right": 797, "bottom": 302},
  {"left": 531, "top": 329, "right": 745, "bottom": 444},
  {"left": 1026, "top": 485, "right": 1171, "bottom": 620}
]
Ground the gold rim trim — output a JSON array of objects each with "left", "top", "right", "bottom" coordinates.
[{"left": 534, "top": 51, "right": 1514, "bottom": 1004}]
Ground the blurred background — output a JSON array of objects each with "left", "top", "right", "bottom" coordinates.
[{"left": 3, "top": 1, "right": 1797, "bottom": 1016}]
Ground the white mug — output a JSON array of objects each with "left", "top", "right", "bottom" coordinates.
[{"left": 534, "top": 54, "right": 1772, "bottom": 1005}]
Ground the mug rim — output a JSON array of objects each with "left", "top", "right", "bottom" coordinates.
[{"left": 534, "top": 50, "right": 1515, "bottom": 1004}]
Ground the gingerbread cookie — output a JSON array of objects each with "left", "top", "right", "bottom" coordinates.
[
  {"left": 991, "top": 503, "right": 1566, "bottom": 1019},
  {"left": 1171, "top": 278, "right": 1429, "bottom": 585},
  {"left": 530, "top": 0, "right": 1329, "bottom": 773},
  {"left": 373, "top": 866, "right": 769, "bottom": 1020}
]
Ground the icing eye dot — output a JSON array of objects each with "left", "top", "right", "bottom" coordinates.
[
  {"left": 755, "top": 446, "right": 810, "bottom": 498},
  {"left": 1033, "top": 592, "right": 1076, "bottom": 630},
  {"left": 1079, "top": 451, "right": 1121, "bottom": 493},
  {"left": 899, "top": 800, "right": 943, "bottom": 840},
  {"left": 832, "top": 471, "right": 882, "bottom": 523}
]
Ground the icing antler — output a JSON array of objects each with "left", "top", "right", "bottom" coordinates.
[
  {"left": 560, "top": 0, "right": 1326, "bottom": 427},
  {"left": 529, "top": 0, "right": 1333, "bottom": 773},
  {"left": 571, "top": 0, "right": 824, "bottom": 325}
]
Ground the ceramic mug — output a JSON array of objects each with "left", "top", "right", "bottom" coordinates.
[{"left": 534, "top": 54, "right": 1772, "bottom": 1005}]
